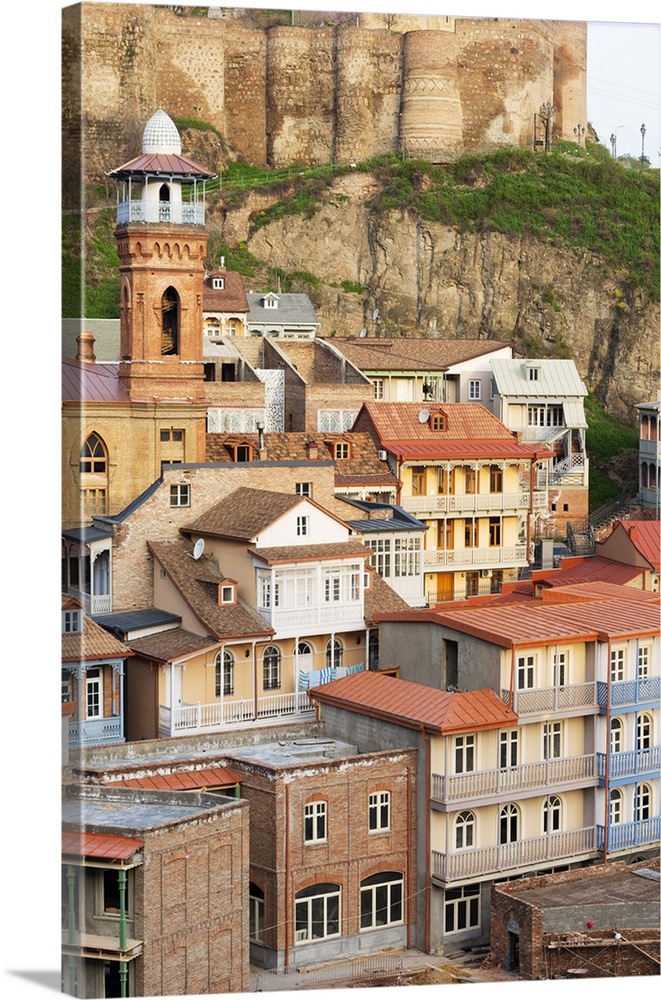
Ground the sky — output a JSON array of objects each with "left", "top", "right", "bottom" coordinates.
[{"left": 1, "top": 3, "right": 658, "bottom": 1000}]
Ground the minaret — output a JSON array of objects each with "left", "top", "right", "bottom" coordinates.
[{"left": 109, "top": 109, "right": 216, "bottom": 399}]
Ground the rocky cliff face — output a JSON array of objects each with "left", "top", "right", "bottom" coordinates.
[{"left": 217, "top": 173, "right": 658, "bottom": 421}]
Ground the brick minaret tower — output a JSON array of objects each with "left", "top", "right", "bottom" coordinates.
[{"left": 109, "top": 109, "right": 216, "bottom": 400}]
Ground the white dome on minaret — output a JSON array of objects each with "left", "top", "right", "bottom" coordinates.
[{"left": 141, "top": 109, "right": 182, "bottom": 155}]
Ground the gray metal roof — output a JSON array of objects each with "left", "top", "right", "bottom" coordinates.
[
  {"left": 247, "top": 293, "right": 319, "bottom": 326},
  {"left": 491, "top": 359, "right": 587, "bottom": 398},
  {"left": 95, "top": 608, "right": 182, "bottom": 637},
  {"left": 337, "top": 497, "right": 427, "bottom": 534},
  {"left": 62, "top": 524, "right": 114, "bottom": 544}
]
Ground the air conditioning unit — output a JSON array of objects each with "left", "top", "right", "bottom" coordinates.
[
  {"left": 377, "top": 450, "right": 388, "bottom": 461},
  {"left": 480, "top": 569, "right": 492, "bottom": 578}
]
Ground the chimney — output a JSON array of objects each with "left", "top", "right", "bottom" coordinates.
[
  {"left": 76, "top": 331, "right": 96, "bottom": 363},
  {"left": 256, "top": 421, "right": 265, "bottom": 455},
  {"left": 306, "top": 440, "right": 319, "bottom": 460}
]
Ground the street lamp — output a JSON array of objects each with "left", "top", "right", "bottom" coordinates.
[
  {"left": 609, "top": 125, "right": 623, "bottom": 159},
  {"left": 539, "top": 102, "right": 554, "bottom": 152},
  {"left": 640, "top": 123, "right": 647, "bottom": 166},
  {"left": 573, "top": 123, "right": 585, "bottom": 154}
]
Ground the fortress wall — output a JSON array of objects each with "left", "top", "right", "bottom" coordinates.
[
  {"left": 223, "top": 26, "right": 268, "bottom": 166},
  {"left": 266, "top": 27, "right": 336, "bottom": 168},
  {"left": 334, "top": 27, "right": 403, "bottom": 164},
  {"left": 401, "top": 31, "right": 464, "bottom": 161}
]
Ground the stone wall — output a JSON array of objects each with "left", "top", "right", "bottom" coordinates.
[{"left": 63, "top": 5, "right": 587, "bottom": 187}]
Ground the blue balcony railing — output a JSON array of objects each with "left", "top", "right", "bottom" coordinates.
[
  {"left": 596, "top": 746, "right": 661, "bottom": 780},
  {"left": 596, "top": 815, "right": 660, "bottom": 852},
  {"left": 596, "top": 676, "right": 660, "bottom": 709}
]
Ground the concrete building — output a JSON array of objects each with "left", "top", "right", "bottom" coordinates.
[
  {"left": 352, "top": 401, "right": 549, "bottom": 603},
  {"left": 490, "top": 859, "right": 660, "bottom": 979},
  {"left": 61, "top": 783, "right": 250, "bottom": 997}
]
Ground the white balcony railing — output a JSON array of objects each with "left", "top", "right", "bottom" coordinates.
[
  {"left": 501, "top": 682, "right": 597, "bottom": 715},
  {"left": 596, "top": 746, "right": 661, "bottom": 780},
  {"left": 432, "top": 754, "right": 595, "bottom": 803},
  {"left": 116, "top": 201, "right": 206, "bottom": 226},
  {"left": 424, "top": 545, "right": 528, "bottom": 571},
  {"left": 260, "top": 602, "right": 364, "bottom": 631},
  {"left": 159, "top": 690, "right": 315, "bottom": 737},
  {"left": 401, "top": 492, "right": 547, "bottom": 516},
  {"left": 432, "top": 826, "right": 595, "bottom": 881},
  {"left": 68, "top": 715, "right": 124, "bottom": 746}
]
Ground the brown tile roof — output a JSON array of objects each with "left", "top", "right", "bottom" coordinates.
[
  {"left": 148, "top": 539, "right": 273, "bottom": 641},
  {"left": 62, "top": 611, "right": 133, "bottom": 664},
  {"left": 62, "top": 829, "right": 143, "bottom": 860},
  {"left": 203, "top": 270, "right": 250, "bottom": 314},
  {"left": 113, "top": 767, "right": 241, "bottom": 791},
  {"left": 183, "top": 487, "right": 305, "bottom": 539},
  {"left": 62, "top": 357, "right": 129, "bottom": 403},
  {"left": 326, "top": 337, "right": 512, "bottom": 372},
  {"left": 309, "top": 671, "right": 518, "bottom": 734},
  {"left": 126, "top": 628, "right": 222, "bottom": 663},
  {"left": 617, "top": 520, "right": 661, "bottom": 572},
  {"left": 364, "top": 573, "right": 411, "bottom": 623},
  {"left": 248, "top": 540, "right": 370, "bottom": 565}
]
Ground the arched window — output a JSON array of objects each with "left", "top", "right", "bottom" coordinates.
[
  {"left": 161, "top": 285, "right": 180, "bottom": 355},
  {"left": 609, "top": 788, "right": 622, "bottom": 825},
  {"left": 610, "top": 717, "right": 623, "bottom": 755},
  {"left": 637, "top": 713, "right": 653, "bottom": 751},
  {"left": 262, "top": 646, "right": 281, "bottom": 691},
  {"left": 326, "top": 638, "right": 343, "bottom": 670},
  {"left": 641, "top": 462, "right": 649, "bottom": 488},
  {"left": 543, "top": 795, "right": 562, "bottom": 833},
  {"left": 295, "top": 883, "right": 340, "bottom": 942},
  {"left": 635, "top": 783, "right": 651, "bottom": 822},
  {"left": 249, "top": 883, "right": 265, "bottom": 943},
  {"left": 79, "top": 432, "right": 109, "bottom": 517},
  {"left": 360, "top": 871, "right": 403, "bottom": 930},
  {"left": 455, "top": 810, "right": 475, "bottom": 849},
  {"left": 499, "top": 803, "right": 519, "bottom": 844},
  {"left": 214, "top": 650, "right": 234, "bottom": 697}
]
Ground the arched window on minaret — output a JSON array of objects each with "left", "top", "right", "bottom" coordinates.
[
  {"left": 161, "top": 286, "right": 180, "bottom": 355},
  {"left": 79, "top": 432, "right": 109, "bottom": 517}
]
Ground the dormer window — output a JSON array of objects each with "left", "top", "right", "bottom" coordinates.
[
  {"left": 62, "top": 609, "right": 83, "bottom": 634},
  {"left": 334, "top": 441, "right": 350, "bottom": 460},
  {"left": 430, "top": 413, "right": 446, "bottom": 431},
  {"left": 219, "top": 582, "right": 237, "bottom": 606},
  {"left": 212, "top": 277, "right": 225, "bottom": 290},
  {"left": 263, "top": 294, "right": 278, "bottom": 309},
  {"left": 527, "top": 365, "right": 540, "bottom": 382},
  {"left": 230, "top": 442, "right": 254, "bottom": 462}
]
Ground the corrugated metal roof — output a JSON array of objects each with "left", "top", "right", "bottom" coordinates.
[
  {"left": 309, "top": 671, "right": 517, "bottom": 734},
  {"left": 112, "top": 767, "right": 241, "bottom": 791},
  {"left": 62, "top": 358, "right": 129, "bottom": 403},
  {"left": 95, "top": 608, "right": 182, "bottom": 638},
  {"left": 491, "top": 359, "right": 588, "bottom": 398},
  {"left": 391, "top": 439, "right": 539, "bottom": 460},
  {"left": 617, "top": 520, "right": 661, "bottom": 572},
  {"left": 537, "top": 557, "right": 644, "bottom": 588},
  {"left": 62, "top": 829, "right": 143, "bottom": 860}
]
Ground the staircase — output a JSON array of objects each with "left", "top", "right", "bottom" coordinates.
[{"left": 566, "top": 487, "right": 641, "bottom": 555}]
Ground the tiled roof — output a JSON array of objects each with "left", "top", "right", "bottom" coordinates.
[
  {"left": 112, "top": 767, "right": 241, "bottom": 791},
  {"left": 203, "top": 270, "right": 249, "bottom": 313},
  {"left": 62, "top": 829, "right": 143, "bottom": 860},
  {"left": 183, "top": 487, "right": 304, "bottom": 539},
  {"left": 616, "top": 520, "right": 661, "bottom": 572},
  {"left": 147, "top": 539, "right": 273, "bottom": 641},
  {"left": 308, "top": 671, "right": 517, "bottom": 734},
  {"left": 491, "top": 359, "right": 588, "bottom": 397},
  {"left": 327, "top": 337, "right": 512, "bottom": 372},
  {"left": 126, "top": 627, "right": 222, "bottom": 662},
  {"left": 364, "top": 573, "right": 411, "bottom": 622},
  {"left": 356, "top": 401, "right": 528, "bottom": 448},
  {"left": 248, "top": 541, "right": 370, "bottom": 565},
  {"left": 62, "top": 357, "right": 129, "bottom": 403},
  {"left": 62, "top": 608, "right": 133, "bottom": 664}
]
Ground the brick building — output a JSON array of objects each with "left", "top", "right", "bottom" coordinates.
[{"left": 61, "top": 783, "right": 250, "bottom": 997}]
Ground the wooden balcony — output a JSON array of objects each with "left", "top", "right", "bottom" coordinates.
[
  {"left": 501, "top": 682, "right": 597, "bottom": 716},
  {"left": 596, "top": 746, "right": 661, "bottom": 781},
  {"left": 159, "top": 690, "right": 315, "bottom": 737},
  {"left": 424, "top": 545, "right": 528, "bottom": 572},
  {"left": 432, "top": 754, "right": 595, "bottom": 805},
  {"left": 401, "top": 492, "right": 547, "bottom": 516},
  {"left": 432, "top": 826, "right": 595, "bottom": 882}
]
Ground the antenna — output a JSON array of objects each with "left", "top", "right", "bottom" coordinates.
[
  {"left": 359, "top": 328, "right": 367, "bottom": 338},
  {"left": 192, "top": 538, "right": 205, "bottom": 560},
  {"left": 418, "top": 408, "right": 430, "bottom": 423}
]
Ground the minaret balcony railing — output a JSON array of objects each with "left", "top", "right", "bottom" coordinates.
[{"left": 117, "top": 201, "right": 206, "bottom": 226}]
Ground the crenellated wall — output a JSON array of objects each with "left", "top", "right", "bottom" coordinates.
[{"left": 63, "top": 5, "right": 587, "bottom": 187}]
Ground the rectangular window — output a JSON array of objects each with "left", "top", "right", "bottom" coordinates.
[
  {"left": 517, "top": 655, "right": 534, "bottom": 689},
  {"left": 489, "top": 466, "right": 503, "bottom": 493},
  {"left": 83, "top": 488, "right": 107, "bottom": 516},
  {"left": 468, "top": 380, "right": 481, "bottom": 400},
  {"left": 553, "top": 651, "right": 567, "bottom": 687},
  {"left": 464, "top": 520, "right": 477, "bottom": 548},
  {"left": 220, "top": 585, "right": 234, "bottom": 604},
  {"left": 304, "top": 801, "right": 327, "bottom": 843},
  {"left": 360, "top": 874, "right": 403, "bottom": 930},
  {"left": 373, "top": 379, "right": 384, "bottom": 400},
  {"left": 62, "top": 610, "right": 83, "bottom": 633},
  {"left": 296, "top": 515, "right": 309, "bottom": 537},
  {"left": 366, "top": 539, "right": 391, "bottom": 578},
  {"left": 610, "top": 648, "right": 625, "bottom": 682},
  {"left": 464, "top": 467, "right": 476, "bottom": 494},
  {"left": 86, "top": 669, "right": 102, "bottom": 719},
  {"left": 444, "top": 884, "right": 480, "bottom": 934},
  {"left": 454, "top": 734, "right": 475, "bottom": 773},
  {"left": 394, "top": 538, "right": 421, "bottom": 577},
  {"left": 323, "top": 565, "right": 361, "bottom": 603},
  {"left": 249, "top": 890, "right": 264, "bottom": 943},
  {"left": 368, "top": 791, "right": 390, "bottom": 832},
  {"left": 335, "top": 441, "right": 350, "bottom": 459},
  {"left": 637, "top": 645, "right": 651, "bottom": 679},
  {"left": 489, "top": 517, "right": 501, "bottom": 546},
  {"left": 295, "top": 887, "right": 340, "bottom": 942},
  {"left": 296, "top": 482, "right": 312, "bottom": 497},
  {"left": 411, "top": 467, "right": 425, "bottom": 496},
  {"left": 258, "top": 574, "right": 271, "bottom": 609},
  {"left": 438, "top": 468, "right": 453, "bottom": 494},
  {"left": 499, "top": 729, "right": 518, "bottom": 768},
  {"left": 62, "top": 672, "right": 73, "bottom": 704},
  {"left": 543, "top": 721, "right": 562, "bottom": 760},
  {"left": 169, "top": 484, "right": 190, "bottom": 508}
]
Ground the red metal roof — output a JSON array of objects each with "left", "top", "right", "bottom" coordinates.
[
  {"left": 618, "top": 520, "right": 661, "bottom": 572},
  {"left": 109, "top": 151, "right": 215, "bottom": 179},
  {"left": 535, "top": 557, "right": 644, "bottom": 589},
  {"left": 308, "top": 671, "right": 517, "bottom": 734},
  {"left": 62, "top": 829, "right": 143, "bottom": 861},
  {"left": 390, "top": 439, "right": 539, "bottom": 461},
  {"left": 111, "top": 767, "right": 241, "bottom": 791},
  {"left": 62, "top": 358, "right": 129, "bottom": 403}
]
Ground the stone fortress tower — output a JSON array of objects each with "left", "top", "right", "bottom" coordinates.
[{"left": 62, "top": 6, "right": 587, "bottom": 183}]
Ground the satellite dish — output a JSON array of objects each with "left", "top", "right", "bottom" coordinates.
[
  {"left": 372, "top": 308, "right": 379, "bottom": 320},
  {"left": 192, "top": 538, "right": 205, "bottom": 560},
  {"left": 359, "top": 328, "right": 367, "bottom": 338},
  {"left": 418, "top": 408, "right": 430, "bottom": 423}
]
